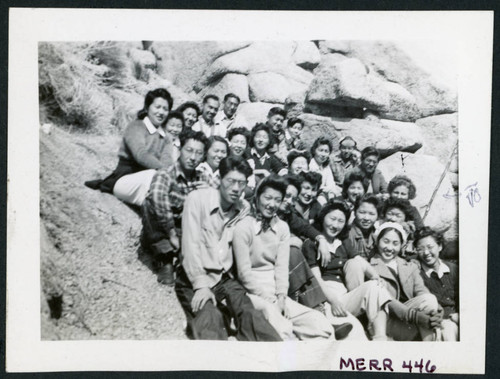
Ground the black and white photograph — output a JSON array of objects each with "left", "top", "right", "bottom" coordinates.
[{"left": 6, "top": 8, "right": 492, "bottom": 374}]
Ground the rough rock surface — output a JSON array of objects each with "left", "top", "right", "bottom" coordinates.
[
  {"left": 292, "top": 41, "right": 321, "bottom": 70},
  {"left": 248, "top": 72, "right": 309, "bottom": 104},
  {"left": 198, "top": 73, "right": 250, "bottom": 103},
  {"left": 306, "top": 56, "right": 421, "bottom": 122},
  {"left": 237, "top": 102, "right": 284, "bottom": 129},
  {"left": 415, "top": 113, "right": 458, "bottom": 170},
  {"left": 378, "top": 152, "right": 457, "bottom": 235},
  {"left": 346, "top": 41, "right": 457, "bottom": 118},
  {"left": 318, "top": 40, "right": 351, "bottom": 54},
  {"left": 297, "top": 113, "right": 341, "bottom": 150},
  {"left": 40, "top": 127, "right": 187, "bottom": 340}
]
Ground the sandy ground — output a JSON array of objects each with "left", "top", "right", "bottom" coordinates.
[{"left": 40, "top": 126, "right": 187, "bottom": 340}]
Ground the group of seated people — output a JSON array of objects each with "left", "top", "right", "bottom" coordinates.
[{"left": 85, "top": 88, "right": 459, "bottom": 342}]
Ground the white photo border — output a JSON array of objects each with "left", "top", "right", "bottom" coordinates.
[{"left": 7, "top": 8, "right": 493, "bottom": 374}]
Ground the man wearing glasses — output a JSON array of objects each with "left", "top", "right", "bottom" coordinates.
[{"left": 175, "top": 155, "right": 282, "bottom": 341}]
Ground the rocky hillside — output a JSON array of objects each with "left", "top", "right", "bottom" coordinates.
[{"left": 39, "top": 40, "right": 458, "bottom": 339}]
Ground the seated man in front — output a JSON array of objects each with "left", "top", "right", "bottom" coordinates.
[{"left": 175, "top": 155, "right": 282, "bottom": 341}]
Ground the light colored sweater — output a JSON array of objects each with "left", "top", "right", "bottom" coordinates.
[{"left": 232, "top": 215, "right": 290, "bottom": 301}]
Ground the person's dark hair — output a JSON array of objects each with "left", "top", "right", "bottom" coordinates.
[
  {"left": 376, "top": 227, "right": 404, "bottom": 245},
  {"left": 342, "top": 172, "right": 369, "bottom": 199},
  {"left": 339, "top": 136, "right": 357, "bottom": 148},
  {"left": 206, "top": 135, "right": 229, "bottom": 154},
  {"left": 282, "top": 174, "right": 303, "bottom": 193},
  {"left": 299, "top": 171, "right": 322, "bottom": 192},
  {"left": 219, "top": 155, "right": 252, "bottom": 179},
  {"left": 256, "top": 175, "right": 288, "bottom": 199},
  {"left": 250, "top": 123, "right": 272, "bottom": 149},
  {"left": 361, "top": 146, "right": 380, "bottom": 161},
  {"left": 388, "top": 175, "right": 417, "bottom": 200},
  {"left": 179, "top": 129, "right": 208, "bottom": 149},
  {"left": 267, "top": 107, "right": 286, "bottom": 118},
  {"left": 137, "top": 88, "right": 173, "bottom": 120},
  {"left": 203, "top": 94, "right": 219, "bottom": 104},
  {"left": 287, "top": 149, "right": 311, "bottom": 167},
  {"left": 227, "top": 127, "right": 250, "bottom": 144},
  {"left": 382, "top": 198, "right": 412, "bottom": 221},
  {"left": 310, "top": 137, "right": 333, "bottom": 164},
  {"left": 287, "top": 117, "right": 304, "bottom": 129},
  {"left": 414, "top": 226, "right": 444, "bottom": 247},
  {"left": 355, "top": 193, "right": 380, "bottom": 213},
  {"left": 314, "top": 199, "right": 351, "bottom": 240},
  {"left": 224, "top": 93, "right": 241, "bottom": 103},
  {"left": 165, "top": 111, "right": 184, "bottom": 126},
  {"left": 175, "top": 101, "right": 201, "bottom": 117}
]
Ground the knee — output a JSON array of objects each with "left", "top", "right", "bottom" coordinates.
[
  {"left": 192, "top": 302, "right": 227, "bottom": 340},
  {"left": 418, "top": 293, "right": 439, "bottom": 313}
]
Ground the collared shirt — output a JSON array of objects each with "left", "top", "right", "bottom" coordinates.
[
  {"left": 424, "top": 259, "right": 450, "bottom": 279},
  {"left": 250, "top": 147, "right": 270, "bottom": 166},
  {"left": 213, "top": 110, "right": 248, "bottom": 132},
  {"left": 193, "top": 116, "right": 227, "bottom": 138},
  {"left": 143, "top": 116, "right": 166, "bottom": 137},
  {"left": 196, "top": 161, "right": 221, "bottom": 189},
  {"left": 284, "top": 129, "right": 305, "bottom": 151},
  {"left": 330, "top": 151, "right": 359, "bottom": 186},
  {"left": 232, "top": 215, "right": 290, "bottom": 301},
  {"left": 339, "top": 224, "right": 376, "bottom": 260},
  {"left": 182, "top": 188, "right": 250, "bottom": 290},
  {"left": 144, "top": 160, "right": 207, "bottom": 233},
  {"left": 303, "top": 237, "right": 346, "bottom": 283},
  {"left": 309, "top": 159, "right": 342, "bottom": 199}
]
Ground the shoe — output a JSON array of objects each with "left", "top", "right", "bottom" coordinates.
[
  {"left": 84, "top": 179, "right": 101, "bottom": 190},
  {"left": 157, "top": 262, "right": 175, "bottom": 286},
  {"left": 333, "top": 322, "right": 353, "bottom": 340}
]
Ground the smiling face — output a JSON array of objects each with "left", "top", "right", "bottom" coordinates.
[
  {"left": 253, "top": 130, "right": 270, "bottom": 153},
  {"left": 182, "top": 107, "right": 198, "bottom": 128},
  {"left": 206, "top": 141, "right": 228, "bottom": 171},
  {"left": 314, "top": 144, "right": 331, "bottom": 165},
  {"left": 179, "top": 139, "right": 205, "bottom": 172},
  {"left": 229, "top": 134, "right": 247, "bottom": 157},
  {"left": 416, "top": 236, "right": 442, "bottom": 269},
  {"left": 340, "top": 140, "right": 356, "bottom": 161},
  {"left": 220, "top": 170, "right": 248, "bottom": 205},
  {"left": 147, "top": 97, "right": 170, "bottom": 127},
  {"left": 298, "top": 181, "right": 318, "bottom": 206},
  {"left": 202, "top": 98, "right": 219, "bottom": 123},
  {"left": 257, "top": 187, "right": 283, "bottom": 219},
  {"left": 165, "top": 117, "right": 183, "bottom": 138},
  {"left": 384, "top": 206, "right": 406, "bottom": 224},
  {"left": 279, "top": 185, "right": 298, "bottom": 213},
  {"left": 355, "top": 201, "right": 378, "bottom": 231},
  {"left": 361, "top": 154, "right": 379, "bottom": 174},
  {"left": 391, "top": 185, "right": 410, "bottom": 200},
  {"left": 288, "top": 122, "right": 303, "bottom": 140},
  {"left": 322, "top": 209, "right": 347, "bottom": 241},
  {"left": 268, "top": 114, "right": 285, "bottom": 133},
  {"left": 223, "top": 96, "right": 240, "bottom": 118},
  {"left": 377, "top": 229, "right": 403, "bottom": 263},
  {"left": 290, "top": 156, "right": 308, "bottom": 175},
  {"left": 347, "top": 181, "right": 365, "bottom": 204}
]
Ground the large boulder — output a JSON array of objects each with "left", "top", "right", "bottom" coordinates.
[
  {"left": 378, "top": 152, "right": 457, "bottom": 234},
  {"left": 305, "top": 56, "right": 421, "bottom": 122},
  {"left": 415, "top": 113, "right": 458, "bottom": 170},
  {"left": 153, "top": 41, "right": 251, "bottom": 92},
  {"left": 318, "top": 40, "right": 351, "bottom": 54},
  {"left": 237, "top": 102, "right": 283, "bottom": 129},
  {"left": 197, "top": 73, "right": 250, "bottom": 103},
  {"left": 330, "top": 118, "right": 423, "bottom": 158},
  {"left": 292, "top": 41, "right": 321, "bottom": 70},
  {"left": 196, "top": 41, "right": 314, "bottom": 90},
  {"left": 346, "top": 41, "right": 457, "bottom": 118},
  {"left": 248, "top": 72, "right": 309, "bottom": 103},
  {"left": 284, "top": 89, "right": 308, "bottom": 118},
  {"left": 297, "top": 113, "right": 341, "bottom": 150}
]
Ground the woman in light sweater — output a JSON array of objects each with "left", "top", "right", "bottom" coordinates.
[
  {"left": 85, "top": 88, "right": 175, "bottom": 206},
  {"left": 232, "top": 175, "right": 334, "bottom": 340}
]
